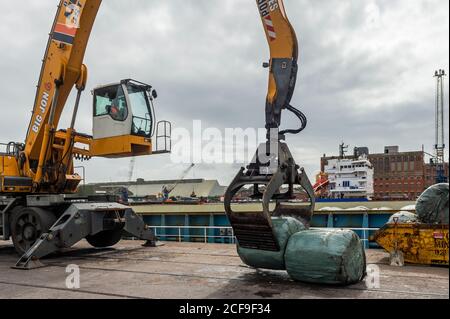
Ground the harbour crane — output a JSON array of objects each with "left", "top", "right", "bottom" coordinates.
[
  {"left": 433, "top": 69, "right": 448, "bottom": 183},
  {"left": 162, "top": 164, "right": 195, "bottom": 201}
]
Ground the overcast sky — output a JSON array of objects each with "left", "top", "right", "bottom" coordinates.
[{"left": 1, "top": 0, "right": 449, "bottom": 186}]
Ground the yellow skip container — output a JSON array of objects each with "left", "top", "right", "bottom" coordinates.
[{"left": 373, "top": 224, "right": 449, "bottom": 266}]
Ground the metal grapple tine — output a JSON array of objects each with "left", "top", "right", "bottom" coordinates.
[
  {"left": 297, "top": 167, "right": 316, "bottom": 223},
  {"left": 261, "top": 170, "right": 286, "bottom": 222},
  {"left": 224, "top": 167, "right": 280, "bottom": 251},
  {"left": 224, "top": 167, "right": 246, "bottom": 216},
  {"left": 271, "top": 168, "right": 315, "bottom": 226}
]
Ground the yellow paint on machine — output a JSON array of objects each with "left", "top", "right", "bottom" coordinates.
[
  {"left": 373, "top": 224, "right": 449, "bottom": 266},
  {"left": 91, "top": 135, "right": 152, "bottom": 158},
  {"left": 0, "top": 156, "right": 31, "bottom": 193},
  {"left": 0, "top": 155, "right": 20, "bottom": 176}
]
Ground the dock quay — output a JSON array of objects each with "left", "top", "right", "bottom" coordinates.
[{"left": 0, "top": 240, "right": 448, "bottom": 299}]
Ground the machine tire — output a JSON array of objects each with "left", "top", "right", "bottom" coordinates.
[
  {"left": 10, "top": 207, "right": 57, "bottom": 256},
  {"left": 86, "top": 229, "right": 123, "bottom": 248}
]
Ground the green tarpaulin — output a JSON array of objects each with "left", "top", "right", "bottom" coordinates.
[
  {"left": 237, "top": 217, "right": 306, "bottom": 270},
  {"left": 285, "top": 229, "right": 366, "bottom": 285},
  {"left": 416, "top": 183, "right": 449, "bottom": 224}
]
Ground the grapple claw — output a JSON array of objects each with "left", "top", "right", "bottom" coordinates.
[{"left": 224, "top": 141, "right": 315, "bottom": 252}]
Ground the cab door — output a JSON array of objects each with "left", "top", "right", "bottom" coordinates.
[{"left": 93, "top": 83, "right": 132, "bottom": 140}]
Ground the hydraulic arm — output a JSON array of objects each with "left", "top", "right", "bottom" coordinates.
[{"left": 224, "top": 0, "right": 315, "bottom": 251}]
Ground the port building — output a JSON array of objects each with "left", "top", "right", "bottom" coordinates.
[
  {"left": 79, "top": 178, "right": 227, "bottom": 199},
  {"left": 322, "top": 146, "right": 449, "bottom": 201}
]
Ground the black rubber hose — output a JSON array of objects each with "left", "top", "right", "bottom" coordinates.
[{"left": 279, "top": 104, "right": 307, "bottom": 136}]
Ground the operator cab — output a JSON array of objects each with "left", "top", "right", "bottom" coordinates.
[
  {"left": 93, "top": 79, "right": 156, "bottom": 140},
  {"left": 91, "top": 79, "right": 169, "bottom": 157}
]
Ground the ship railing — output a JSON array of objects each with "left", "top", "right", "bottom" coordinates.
[
  {"left": 150, "top": 226, "right": 237, "bottom": 244},
  {"left": 140, "top": 225, "right": 381, "bottom": 247}
]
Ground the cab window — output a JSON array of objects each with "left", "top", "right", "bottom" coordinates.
[
  {"left": 126, "top": 83, "right": 153, "bottom": 137},
  {"left": 94, "top": 85, "right": 128, "bottom": 121}
]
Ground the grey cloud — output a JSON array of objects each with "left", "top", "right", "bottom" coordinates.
[{"left": 1, "top": 0, "right": 448, "bottom": 186}]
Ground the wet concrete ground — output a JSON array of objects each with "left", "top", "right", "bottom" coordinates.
[{"left": 0, "top": 240, "right": 448, "bottom": 299}]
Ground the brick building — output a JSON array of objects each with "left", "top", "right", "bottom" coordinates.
[
  {"left": 369, "top": 147, "right": 426, "bottom": 200},
  {"left": 321, "top": 146, "right": 449, "bottom": 201},
  {"left": 425, "top": 162, "right": 449, "bottom": 188}
]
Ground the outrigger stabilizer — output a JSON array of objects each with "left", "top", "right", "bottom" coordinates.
[{"left": 11, "top": 198, "right": 157, "bottom": 270}]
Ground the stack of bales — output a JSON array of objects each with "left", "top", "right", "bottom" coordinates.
[
  {"left": 387, "top": 183, "right": 449, "bottom": 225},
  {"left": 237, "top": 217, "right": 366, "bottom": 285}
]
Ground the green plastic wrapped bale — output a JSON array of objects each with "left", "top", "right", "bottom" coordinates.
[
  {"left": 388, "top": 211, "right": 420, "bottom": 224},
  {"left": 237, "top": 217, "right": 306, "bottom": 270},
  {"left": 285, "top": 229, "right": 366, "bottom": 285},
  {"left": 416, "top": 183, "right": 449, "bottom": 224}
]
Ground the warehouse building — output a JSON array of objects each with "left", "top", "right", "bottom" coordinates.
[
  {"left": 369, "top": 146, "right": 428, "bottom": 200},
  {"left": 79, "top": 178, "right": 227, "bottom": 199}
]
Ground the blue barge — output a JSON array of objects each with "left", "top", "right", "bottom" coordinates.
[{"left": 132, "top": 201, "right": 415, "bottom": 248}]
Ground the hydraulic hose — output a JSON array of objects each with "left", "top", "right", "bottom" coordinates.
[{"left": 279, "top": 105, "right": 307, "bottom": 136}]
